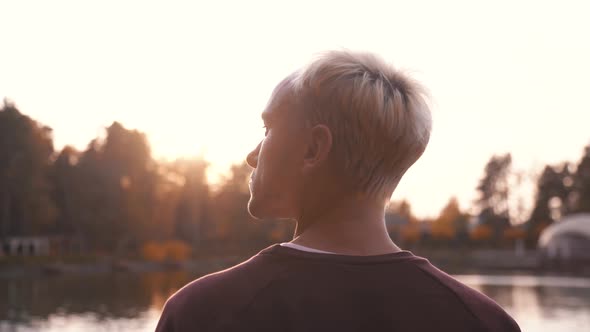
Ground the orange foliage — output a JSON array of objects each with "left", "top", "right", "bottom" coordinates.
[
  {"left": 469, "top": 225, "right": 492, "bottom": 241},
  {"left": 431, "top": 223, "right": 456, "bottom": 240},
  {"left": 141, "top": 240, "right": 192, "bottom": 262},
  {"left": 503, "top": 227, "right": 526, "bottom": 240},
  {"left": 400, "top": 224, "right": 421, "bottom": 243},
  {"left": 431, "top": 197, "right": 462, "bottom": 240},
  {"left": 164, "top": 240, "right": 192, "bottom": 262},
  {"left": 141, "top": 242, "right": 167, "bottom": 262}
]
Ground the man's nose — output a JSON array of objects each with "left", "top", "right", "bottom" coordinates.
[{"left": 246, "top": 141, "right": 261, "bottom": 168}]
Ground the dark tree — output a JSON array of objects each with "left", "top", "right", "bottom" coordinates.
[
  {"left": 0, "top": 99, "right": 56, "bottom": 237},
  {"left": 71, "top": 122, "right": 159, "bottom": 252},
  {"left": 50, "top": 146, "right": 81, "bottom": 234},
  {"left": 173, "top": 159, "right": 209, "bottom": 248},
  {"left": 475, "top": 154, "right": 512, "bottom": 244},
  {"left": 572, "top": 145, "right": 590, "bottom": 213}
]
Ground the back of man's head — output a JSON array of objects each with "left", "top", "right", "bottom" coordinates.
[{"left": 290, "top": 50, "right": 432, "bottom": 198}]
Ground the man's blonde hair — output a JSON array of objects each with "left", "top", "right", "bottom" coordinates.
[{"left": 290, "top": 50, "right": 432, "bottom": 197}]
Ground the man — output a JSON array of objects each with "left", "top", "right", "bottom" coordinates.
[{"left": 156, "top": 50, "right": 520, "bottom": 332}]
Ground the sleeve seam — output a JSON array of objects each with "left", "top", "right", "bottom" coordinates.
[{"left": 410, "top": 262, "right": 491, "bottom": 332}]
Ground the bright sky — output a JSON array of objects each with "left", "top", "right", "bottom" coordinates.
[{"left": 1, "top": 0, "right": 589, "bottom": 219}]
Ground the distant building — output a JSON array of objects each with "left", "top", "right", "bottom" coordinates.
[
  {"left": 0, "top": 236, "right": 51, "bottom": 256},
  {"left": 538, "top": 213, "right": 590, "bottom": 265}
]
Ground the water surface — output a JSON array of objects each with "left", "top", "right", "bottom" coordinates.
[{"left": 1, "top": 271, "right": 589, "bottom": 331}]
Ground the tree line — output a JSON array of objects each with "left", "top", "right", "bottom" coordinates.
[
  {"left": 0, "top": 100, "right": 292, "bottom": 257},
  {"left": 387, "top": 150, "right": 590, "bottom": 249},
  {"left": 1, "top": 99, "right": 589, "bottom": 256}
]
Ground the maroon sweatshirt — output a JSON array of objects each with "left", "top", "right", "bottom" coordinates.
[{"left": 156, "top": 244, "right": 520, "bottom": 332}]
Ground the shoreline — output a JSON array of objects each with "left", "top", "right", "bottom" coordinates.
[
  {"left": 0, "top": 255, "right": 247, "bottom": 279},
  {"left": 2, "top": 249, "right": 590, "bottom": 278}
]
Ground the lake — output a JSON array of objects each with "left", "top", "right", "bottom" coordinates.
[{"left": 1, "top": 270, "right": 589, "bottom": 331}]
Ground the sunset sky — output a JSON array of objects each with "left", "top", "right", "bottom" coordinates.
[{"left": 1, "top": 0, "right": 589, "bottom": 219}]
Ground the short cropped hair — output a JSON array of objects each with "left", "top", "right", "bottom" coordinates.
[{"left": 290, "top": 50, "right": 432, "bottom": 197}]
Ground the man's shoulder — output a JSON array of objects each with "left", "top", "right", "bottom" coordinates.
[
  {"left": 412, "top": 260, "right": 520, "bottom": 331},
  {"left": 156, "top": 247, "right": 287, "bottom": 332},
  {"left": 169, "top": 255, "right": 266, "bottom": 304}
]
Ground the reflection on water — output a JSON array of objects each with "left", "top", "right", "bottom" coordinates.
[
  {"left": 454, "top": 275, "right": 590, "bottom": 331},
  {"left": 1, "top": 272, "right": 589, "bottom": 331},
  {"left": 0, "top": 271, "right": 195, "bottom": 332}
]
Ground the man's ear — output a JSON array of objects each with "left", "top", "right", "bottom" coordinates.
[{"left": 303, "top": 124, "right": 333, "bottom": 171}]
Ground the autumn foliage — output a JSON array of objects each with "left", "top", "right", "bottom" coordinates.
[
  {"left": 3, "top": 100, "right": 590, "bottom": 254},
  {"left": 470, "top": 225, "right": 493, "bottom": 242},
  {"left": 141, "top": 240, "right": 192, "bottom": 262}
]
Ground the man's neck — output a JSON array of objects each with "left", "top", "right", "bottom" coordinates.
[{"left": 292, "top": 194, "right": 401, "bottom": 256}]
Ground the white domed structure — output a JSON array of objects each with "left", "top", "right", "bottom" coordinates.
[{"left": 538, "top": 213, "right": 590, "bottom": 263}]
